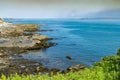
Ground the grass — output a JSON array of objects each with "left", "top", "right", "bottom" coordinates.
[{"left": 1, "top": 48, "right": 120, "bottom": 80}]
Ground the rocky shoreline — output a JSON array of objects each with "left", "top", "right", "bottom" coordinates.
[
  {"left": 0, "top": 21, "right": 55, "bottom": 76},
  {"left": 0, "top": 21, "right": 85, "bottom": 76}
]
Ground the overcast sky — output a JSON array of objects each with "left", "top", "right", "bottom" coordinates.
[{"left": 0, "top": 0, "right": 120, "bottom": 18}]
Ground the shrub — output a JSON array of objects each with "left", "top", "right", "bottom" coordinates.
[{"left": 117, "top": 48, "right": 120, "bottom": 56}]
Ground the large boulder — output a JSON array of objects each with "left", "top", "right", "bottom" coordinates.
[
  {"left": 61, "top": 64, "right": 85, "bottom": 73},
  {"left": 67, "top": 64, "right": 85, "bottom": 71},
  {"left": 32, "top": 34, "right": 48, "bottom": 40}
]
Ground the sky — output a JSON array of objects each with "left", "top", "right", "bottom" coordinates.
[{"left": 0, "top": 0, "right": 120, "bottom": 18}]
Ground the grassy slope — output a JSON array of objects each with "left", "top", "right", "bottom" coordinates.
[{"left": 1, "top": 49, "right": 120, "bottom": 80}]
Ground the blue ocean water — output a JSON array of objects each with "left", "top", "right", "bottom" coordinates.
[{"left": 4, "top": 19, "right": 120, "bottom": 70}]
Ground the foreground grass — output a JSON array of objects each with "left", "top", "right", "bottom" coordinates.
[{"left": 1, "top": 49, "right": 120, "bottom": 80}]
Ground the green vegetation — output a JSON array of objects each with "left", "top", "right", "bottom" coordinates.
[
  {"left": 0, "top": 48, "right": 120, "bottom": 80},
  {"left": 117, "top": 48, "right": 120, "bottom": 56}
]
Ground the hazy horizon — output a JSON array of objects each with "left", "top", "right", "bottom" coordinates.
[{"left": 0, "top": 0, "right": 120, "bottom": 18}]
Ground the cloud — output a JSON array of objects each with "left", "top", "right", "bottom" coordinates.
[{"left": 0, "top": 0, "right": 120, "bottom": 18}]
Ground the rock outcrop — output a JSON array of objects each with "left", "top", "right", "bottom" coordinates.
[
  {"left": 0, "top": 21, "right": 85, "bottom": 76},
  {"left": 61, "top": 64, "right": 85, "bottom": 74},
  {"left": 0, "top": 21, "right": 55, "bottom": 76},
  {"left": 15, "top": 24, "right": 39, "bottom": 32},
  {"left": 0, "top": 22, "right": 51, "bottom": 49},
  {"left": 0, "top": 23, "right": 39, "bottom": 37},
  {"left": 0, "top": 35, "right": 47, "bottom": 48}
]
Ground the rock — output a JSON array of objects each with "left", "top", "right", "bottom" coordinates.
[
  {"left": 25, "top": 68, "right": 30, "bottom": 73},
  {"left": 0, "top": 23, "right": 39, "bottom": 38},
  {"left": 0, "top": 53, "right": 3, "bottom": 56},
  {"left": 15, "top": 24, "right": 38, "bottom": 32},
  {"left": 50, "top": 68, "right": 60, "bottom": 74},
  {"left": 61, "top": 70, "right": 69, "bottom": 74},
  {"left": 67, "top": 64, "right": 85, "bottom": 71},
  {"left": 61, "top": 64, "right": 85, "bottom": 74},
  {"left": 20, "top": 65, "right": 26, "bottom": 68},
  {"left": 0, "top": 34, "right": 49, "bottom": 49},
  {"left": 0, "top": 22, "right": 51, "bottom": 50},
  {"left": 0, "top": 53, "right": 5, "bottom": 57},
  {"left": 0, "top": 58, "right": 9, "bottom": 69},
  {"left": 32, "top": 34, "right": 48, "bottom": 40},
  {"left": 0, "top": 21, "right": 56, "bottom": 76},
  {"left": 0, "top": 24, "right": 24, "bottom": 37},
  {"left": 36, "top": 66, "right": 44, "bottom": 72},
  {"left": 66, "top": 56, "right": 72, "bottom": 60}
]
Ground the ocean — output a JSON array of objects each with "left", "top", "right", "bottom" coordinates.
[{"left": 4, "top": 19, "right": 120, "bottom": 70}]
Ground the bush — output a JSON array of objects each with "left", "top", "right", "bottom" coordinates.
[{"left": 117, "top": 48, "right": 120, "bottom": 56}]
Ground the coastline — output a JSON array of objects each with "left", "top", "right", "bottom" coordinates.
[
  {"left": 0, "top": 19, "right": 120, "bottom": 79},
  {"left": 0, "top": 21, "right": 85, "bottom": 76},
  {"left": 0, "top": 21, "right": 55, "bottom": 75}
]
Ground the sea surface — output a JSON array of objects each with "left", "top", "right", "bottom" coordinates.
[{"left": 4, "top": 19, "right": 120, "bottom": 70}]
